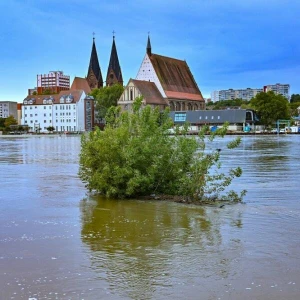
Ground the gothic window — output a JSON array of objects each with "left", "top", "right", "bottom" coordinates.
[{"left": 130, "top": 89, "right": 133, "bottom": 101}]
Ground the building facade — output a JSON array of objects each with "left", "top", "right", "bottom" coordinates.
[
  {"left": 21, "top": 88, "right": 94, "bottom": 133},
  {"left": 119, "top": 36, "right": 205, "bottom": 112},
  {"left": 263, "top": 83, "right": 290, "bottom": 99},
  {"left": 0, "top": 101, "right": 18, "bottom": 120},
  {"left": 212, "top": 88, "right": 263, "bottom": 102},
  {"left": 37, "top": 71, "right": 70, "bottom": 94},
  {"left": 118, "top": 79, "right": 168, "bottom": 111},
  {"left": 170, "top": 109, "right": 259, "bottom": 132},
  {"left": 212, "top": 83, "right": 290, "bottom": 102}
]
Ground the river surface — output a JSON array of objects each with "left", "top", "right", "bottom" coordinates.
[{"left": 0, "top": 134, "right": 300, "bottom": 300}]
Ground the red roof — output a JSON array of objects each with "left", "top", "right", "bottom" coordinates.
[
  {"left": 71, "top": 77, "right": 91, "bottom": 94},
  {"left": 149, "top": 54, "right": 204, "bottom": 102},
  {"left": 131, "top": 79, "right": 167, "bottom": 105}
]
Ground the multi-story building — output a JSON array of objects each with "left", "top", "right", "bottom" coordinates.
[
  {"left": 212, "top": 88, "right": 263, "bottom": 102},
  {"left": 37, "top": 71, "right": 70, "bottom": 94},
  {"left": 212, "top": 83, "right": 290, "bottom": 102},
  {"left": 263, "top": 83, "right": 290, "bottom": 100},
  {"left": 21, "top": 78, "right": 94, "bottom": 133},
  {"left": 0, "top": 101, "right": 18, "bottom": 119}
]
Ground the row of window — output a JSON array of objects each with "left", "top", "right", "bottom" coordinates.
[
  {"left": 24, "top": 119, "right": 76, "bottom": 124},
  {"left": 24, "top": 105, "right": 76, "bottom": 110},
  {"left": 199, "top": 116, "right": 221, "bottom": 120}
]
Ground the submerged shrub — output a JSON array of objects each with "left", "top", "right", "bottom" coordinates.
[{"left": 79, "top": 98, "right": 246, "bottom": 202}]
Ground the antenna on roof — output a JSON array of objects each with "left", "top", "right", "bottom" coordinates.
[
  {"left": 93, "top": 32, "right": 95, "bottom": 41},
  {"left": 112, "top": 30, "right": 115, "bottom": 39}
]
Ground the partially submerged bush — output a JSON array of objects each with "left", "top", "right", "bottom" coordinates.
[{"left": 79, "top": 98, "right": 246, "bottom": 202}]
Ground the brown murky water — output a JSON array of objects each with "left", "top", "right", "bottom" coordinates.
[{"left": 1, "top": 134, "right": 300, "bottom": 300}]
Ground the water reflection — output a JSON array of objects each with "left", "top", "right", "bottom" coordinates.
[{"left": 80, "top": 195, "right": 244, "bottom": 299}]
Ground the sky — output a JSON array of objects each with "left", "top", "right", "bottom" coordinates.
[{"left": 1, "top": 0, "right": 300, "bottom": 102}]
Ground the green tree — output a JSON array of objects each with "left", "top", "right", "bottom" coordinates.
[
  {"left": 0, "top": 117, "right": 5, "bottom": 129},
  {"left": 289, "top": 101, "right": 300, "bottom": 117},
  {"left": 79, "top": 97, "right": 245, "bottom": 203},
  {"left": 213, "top": 99, "right": 250, "bottom": 110},
  {"left": 290, "top": 94, "right": 300, "bottom": 103},
  {"left": 250, "top": 91, "right": 290, "bottom": 127},
  {"left": 46, "top": 126, "right": 55, "bottom": 133},
  {"left": 4, "top": 115, "right": 18, "bottom": 128},
  {"left": 90, "top": 84, "right": 124, "bottom": 122}
]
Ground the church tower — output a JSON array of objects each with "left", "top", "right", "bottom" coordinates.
[
  {"left": 87, "top": 37, "right": 103, "bottom": 89},
  {"left": 106, "top": 34, "right": 123, "bottom": 86}
]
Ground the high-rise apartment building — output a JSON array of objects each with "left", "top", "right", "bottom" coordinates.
[
  {"left": 37, "top": 71, "right": 70, "bottom": 94},
  {"left": 263, "top": 83, "right": 290, "bottom": 100},
  {"left": 211, "top": 88, "right": 263, "bottom": 102},
  {"left": 212, "top": 83, "right": 290, "bottom": 102}
]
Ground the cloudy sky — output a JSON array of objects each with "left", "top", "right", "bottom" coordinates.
[{"left": 1, "top": 0, "right": 300, "bottom": 102}]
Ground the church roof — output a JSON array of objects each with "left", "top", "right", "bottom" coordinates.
[
  {"left": 149, "top": 53, "right": 204, "bottom": 101},
  {"left": 106, "top": 36, "right": 123, "bottom": 83},
  {"left": 71, "top": 77, "right": 91, "bottom": 94},
  {"left": 131, "top": 79, "right": 167, "bottom": 105},
  {"left": 88, "top": 38, "right": 103, "bottom": 83}
]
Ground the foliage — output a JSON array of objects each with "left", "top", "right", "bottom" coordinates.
[
  {"left": 79, "top": 98, "right": 245, "bottom": 203},
  {"left": 4, "top": 115, "right": 18, "bottom": 128},
  {"left": 42, "top": 89, "right": 52, "bottom": 95},
  {"left": 289, "top": 101, "right": 300, "bottom": 117},
  {"left": 212, "top": 99, "right": 250, "bottom": 110},
  {"left": 90, "top": 84, "right": 124, "bottom": 122},
  {"left": 46, "top": 126, "right": 55, "bottom": 132},
  {"left": 0, "top": 117, "right": 5, "bottom": 129},
  {"left": 250, "top": 91, "right": 290, "bottom": 127},
  {"left": 290, "top": 94, "right": 300, "bottom": 103}
]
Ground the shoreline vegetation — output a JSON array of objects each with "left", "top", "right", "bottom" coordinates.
[{"left": 79, "top": 98, "right": 247, "bottom": 204}]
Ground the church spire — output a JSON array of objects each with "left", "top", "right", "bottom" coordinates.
[
  {"left": 146, "top": 33, "right": 151, "bottom": 56},
  {"left": 106, "top": 32, "right": 123, "bottom": 86},
  {"left": 87, "top": 35, "right": 103, "bottom": 89}
]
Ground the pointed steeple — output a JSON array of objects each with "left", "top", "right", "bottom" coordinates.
[
  {"left": 106, "top": 33, "right": 123, "bottom": 87},
  {"left": 87, "top": 36, "right": 103, "bottom": 89},
  {"left": 146, "top": 33, "right": 151, "bottom": 56}
]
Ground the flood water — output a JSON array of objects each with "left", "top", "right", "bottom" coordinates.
[{"left": 0, "top": 134, "right": 300, "bottom": 300}]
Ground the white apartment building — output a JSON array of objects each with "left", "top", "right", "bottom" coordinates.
[
  {"left": 212, "top": 88, "right": 263, "bottom": 102},
  {"left": 21, "top": 90, "right": 94, "bottom": 133},
  {"left": 263, "top": 83, "right": 290, "bottom": 100},
  {"left": 212, "top": 83, "right": 290, "bottom": 102},
  {"left": 0, "top": 101, "right": 18, "bottom": 119}
]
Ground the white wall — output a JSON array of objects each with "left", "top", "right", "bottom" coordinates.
[{"left": 136, "top": 54, "right": 166, "bottom": 97}]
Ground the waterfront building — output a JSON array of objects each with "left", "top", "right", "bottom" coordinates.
[
  {"left": 0, "top": 101, "right": 18, "bottom": 120},
  {"left": 106, "top": 35, "right": 123, "bottom": 87},
  {"left": 21, "top": 78, "right": 94, "bottom": 133},
  {"left": 170, "top": 109, "right": 259, "bottom": 132},
  {"left": 119, "top": 36, "right": 205, "bottom": 111},
  {"left": 37, "top": 71, "right": 70, "bottom": 94},
  {"left": 263, "top": 83, "right": 290, "bottom": 100}
]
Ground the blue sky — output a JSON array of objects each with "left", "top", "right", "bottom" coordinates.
[{"left": 1, "top": 0, "right": 300, "bottom": 102}]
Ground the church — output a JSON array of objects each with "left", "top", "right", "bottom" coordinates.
[
  {"left": 86, "top": 34, "right": 123, "bottom": 89},
  {"left": 118, "top": 36, "right": 205, "bottom": 112}
]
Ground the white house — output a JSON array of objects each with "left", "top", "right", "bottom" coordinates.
[{"left": 21, "top": 88, "right": 94, "bottom": 133}]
